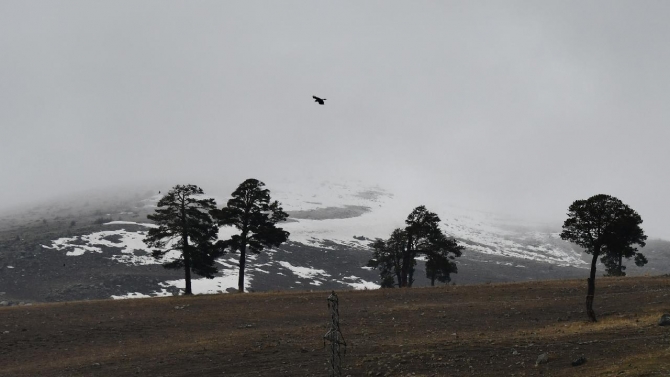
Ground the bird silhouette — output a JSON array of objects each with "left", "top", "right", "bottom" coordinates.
[{"left": 313, "top": 96, "right": 326, "bottom": 105}]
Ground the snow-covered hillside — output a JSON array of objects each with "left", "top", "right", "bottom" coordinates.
[
  {"left": 40, "top": 179, "right": 589, "bottom": 298},
  {"left": 270, "top": 180, "right": 587, "bottom": 267}
]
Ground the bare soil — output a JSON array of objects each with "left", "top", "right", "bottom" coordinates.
[{"left": 1, "top": 276, "right": 669, "bottom": 377}]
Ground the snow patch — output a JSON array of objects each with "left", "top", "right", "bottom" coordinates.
[
  {"left": 156, "top": 262, "right": 251, "bottom": 295},
  {"left": 341, "top": 278, "right": 380, "bottom": 290},
  {"left": 44, "top": 229, "right": 180, "bottom": 265},
  {"left": 111, "top": 292, "right": 151, "bottom": 299},
  {"left": 277, "top": 261, "right": 331, "bottom": 279}
]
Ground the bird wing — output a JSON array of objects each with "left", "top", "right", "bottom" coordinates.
[{"left": 313, "top": 96, "right": 320, "bottom": 100}]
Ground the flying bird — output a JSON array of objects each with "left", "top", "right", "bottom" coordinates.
[{"left": 313, "top": 96, "right": 326, "bottom": 105}]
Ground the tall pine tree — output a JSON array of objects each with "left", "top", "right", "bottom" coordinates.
[
  {"left": 212, "top": 179, "right": 289, "bottom": 293},
  {"left": 144, "top": 184, "right": 223, "bottom": 295},
  {"left": 560, "top": 194, "right": 646, "bottom": 321}
]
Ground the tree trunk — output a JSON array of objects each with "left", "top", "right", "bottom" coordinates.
[
  {"left": 586, "top": 252, "right": 598, "bottom": 322},
  {"left": 181, "top": 198, "right": 192, "bottom": 295},
  {"left": 430, "top": 275, "right": 435, "bottom": 287},
  {"left": 183, "top": 237, "right": 192, "bottom": 295},
  {"left": 237, "top": 201, "right": 251, "bottom": 293},
  {"left": 400, "top": 257, "right": 408, "bottom": 287},
  {"left": 400, "top": 236, "right": 412, "bottom": 287},
  {"left": 618, "top": 254, "right": 623, "bottom": 276},
  {"left": 394, "top": 255, "right": 402, "bottom": 288},
  {"left": 238, "top": 231, "right": 248, "bottom": 293},
  {"left": 238, "top": 246, "right": 246, "bottom": 292}
]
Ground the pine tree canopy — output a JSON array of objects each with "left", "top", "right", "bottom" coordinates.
[
  {"left": 368, "top": 206, "right": 463, "bottom": 288},
  {"left": 212, "top": 178, "right": 289, "bottom": 292},
  {"left": 144, "top": 185, "right": 224, "bottom": 294},
  {"left": 212, "top": 179, "right": 290, "bottom": 252},
  {"left": 560, "top": 194, "right": 646, "bottom": 258},
  {"left": 405, "top": 205, "right": 442, "bottom": 249}
]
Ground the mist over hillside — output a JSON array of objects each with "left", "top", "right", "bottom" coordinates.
[
  {"left": 1, "top": 178, "right": 668, "bottom": 304},
  {"left": 4, "top": 2, "right": 670, "bottom": 240},
  {"left": 2, "top": 4, "right": 670, "bottom": 375}
]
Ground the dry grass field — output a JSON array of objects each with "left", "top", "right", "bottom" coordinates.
[{"left": 1, "top": 276, "right": 669, "bottom": 376}]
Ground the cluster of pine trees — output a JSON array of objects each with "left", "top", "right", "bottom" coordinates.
[
  {"left": 144, "top": 179, "right": 469, "bottom": 295},
  {"left": 143, "top": 179, "right": 289, "bottom": 294},
  {"left": 366, "top": 206, "right": 464, "bottom": 288}
]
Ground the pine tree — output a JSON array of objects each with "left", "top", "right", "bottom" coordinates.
[
  {"left": 366, "top": 229, "right": 406, "bottom": 287},
  {"left": 144, "top": 184, "right": 224, "bottom": 295},
  {"left": 560, "top": 194, "right": 646, "bottom": 321},
  {"left": 424, "top": 231, "right": 462, "bottom": 286},
  {"left": 403, "top": 206, "right": 444, "bottom": 287},
  {"left": 212, "top": 179, "right": 289, "bottom": 293},
  {"left": 367, "top": 206, "right": 463, "bottom": 288}
]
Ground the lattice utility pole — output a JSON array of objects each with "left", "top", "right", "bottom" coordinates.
[{"left": 324, "top": 291, "right": 346, "bottom": 377}]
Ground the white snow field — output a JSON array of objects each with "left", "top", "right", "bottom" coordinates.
[
  {"left": 276, "top": 261, "right": 331, "bottom": 279},
  {"left": 269, "top": 180, "right": 586, "bottom": 267},
  {"left": 43, "top": 179, "right": 586, "bottom": 298},
  {"left": 42, "top": 224, "right": 181, "bottom": 265}
]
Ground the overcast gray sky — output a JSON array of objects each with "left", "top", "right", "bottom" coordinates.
[{"left": 1, "top": 1, "right": 670, "bottom": 238}]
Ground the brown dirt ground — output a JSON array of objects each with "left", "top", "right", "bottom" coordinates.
[{"left": 1, "top": 276, "right": 669, "bottom": 377}]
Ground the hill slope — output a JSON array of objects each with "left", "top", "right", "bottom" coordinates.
[{"left": 1, "top": 180, "right": 669, "bottom": 303}]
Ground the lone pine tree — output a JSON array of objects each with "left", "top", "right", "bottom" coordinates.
[
  {"left": 367, "top": 206, "right": 463, "bottom": 288},
  {"left": 560, "top": 194, "right": 646, "bottom": 322},
  {"left": 144, "top": 184, "right": 224, "bottom": 295},
  {"left": 212, "top": 179, "right": 289, "bottom": 293}
]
